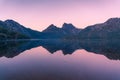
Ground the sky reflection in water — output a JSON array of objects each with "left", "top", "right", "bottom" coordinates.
[{"left": 0, "top": 40, "right": 120, "bottom": 80}]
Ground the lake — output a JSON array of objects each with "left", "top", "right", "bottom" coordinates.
[{"left": 0, "top": 39, "right": 120, "bottom": 80}]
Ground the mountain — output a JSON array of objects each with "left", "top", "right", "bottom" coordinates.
[
  {"left": 0, "top": 25, "right": 29, "bottom": 39},
  {"left": 43, "top": 23, "right": 82, "bottom": 35},
  {"left": 4, "top": 20, "right": 31, "bottom": 36},
  {"left": 27, "top": 17, "right": 120, "bottom": 39},
  {"left": 1, "top": 17, "right": 120, "bottom": 39},
  {"left": 43, "top": 24, "right": 62, "bottom": 33},
  {"left": 0, "top": 28, "right": 29, "bottom": 40},
  {"left": 0, "top": 20, "right": 82, "bottom": 39},
  {"left": 42, "top": 23, "right": 82, "bottom": 39},
  {"left": 79, "top": 18, "right": 120, "bottom": 39},
  {"left": 62, "top": 23, "right": 81, "bottom": 34},
  {"left": 41, "top": 24, "right": 65, "bottom": 38},
  {"left": 0, "top": 20, "right": 42, "bottom": 39}
]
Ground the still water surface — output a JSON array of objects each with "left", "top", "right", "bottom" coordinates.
[{"left": 0, "top": 40, "right": 120, "bottom": 80}]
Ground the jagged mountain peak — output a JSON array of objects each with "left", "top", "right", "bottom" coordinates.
[
  {"left": 62, "top": 23, "right": 76, "bottom": 29},
  {"left": 48, "top": 24, "right": 57, "bottom": 28},
  {"left": 42, "top": 24, "right": 60, "bottom": 33},
  {"left": 44, "top": 24, "right": 58, "bottom": 30},
  {"left": 63, "top": 23, "right": 73, "bottom": 26}
]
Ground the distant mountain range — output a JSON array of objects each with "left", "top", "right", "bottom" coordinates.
[{"left": 0, "top": 18, "right": 120, "bottom": 39}]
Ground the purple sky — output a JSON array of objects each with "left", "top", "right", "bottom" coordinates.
[{"left": 0, "top": 0, "right": 120, "bottom": 31}]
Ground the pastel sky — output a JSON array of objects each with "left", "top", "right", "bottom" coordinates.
[{"left": 0, "top": 0, "right": 120, "bottom": 31}]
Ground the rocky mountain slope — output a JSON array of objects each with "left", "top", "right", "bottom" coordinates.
[
  {"left": 0, "top": 20, "right": 42, "bottom": 39},
  {"left": 79, "top": 18, "right": 120, "bottom": 39}
]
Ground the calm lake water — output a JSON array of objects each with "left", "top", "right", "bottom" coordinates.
[{"left": 0, "top": 39, "right": 120, "bottom": 80}]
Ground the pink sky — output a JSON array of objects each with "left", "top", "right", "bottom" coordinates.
[{"left": 0, "top": 0, "right": 120, "bottom": 31}]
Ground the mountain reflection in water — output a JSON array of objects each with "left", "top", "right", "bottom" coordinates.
[{"left": 0, "top": 39, "right": 120, "bottom": 60}]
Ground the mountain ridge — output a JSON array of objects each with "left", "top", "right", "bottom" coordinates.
[
  {"left": 79, "top": 17, "right": 120, "bottom": 39},
  {"left": 0, "top": 17, "right": 120, "bottom": 39}
]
